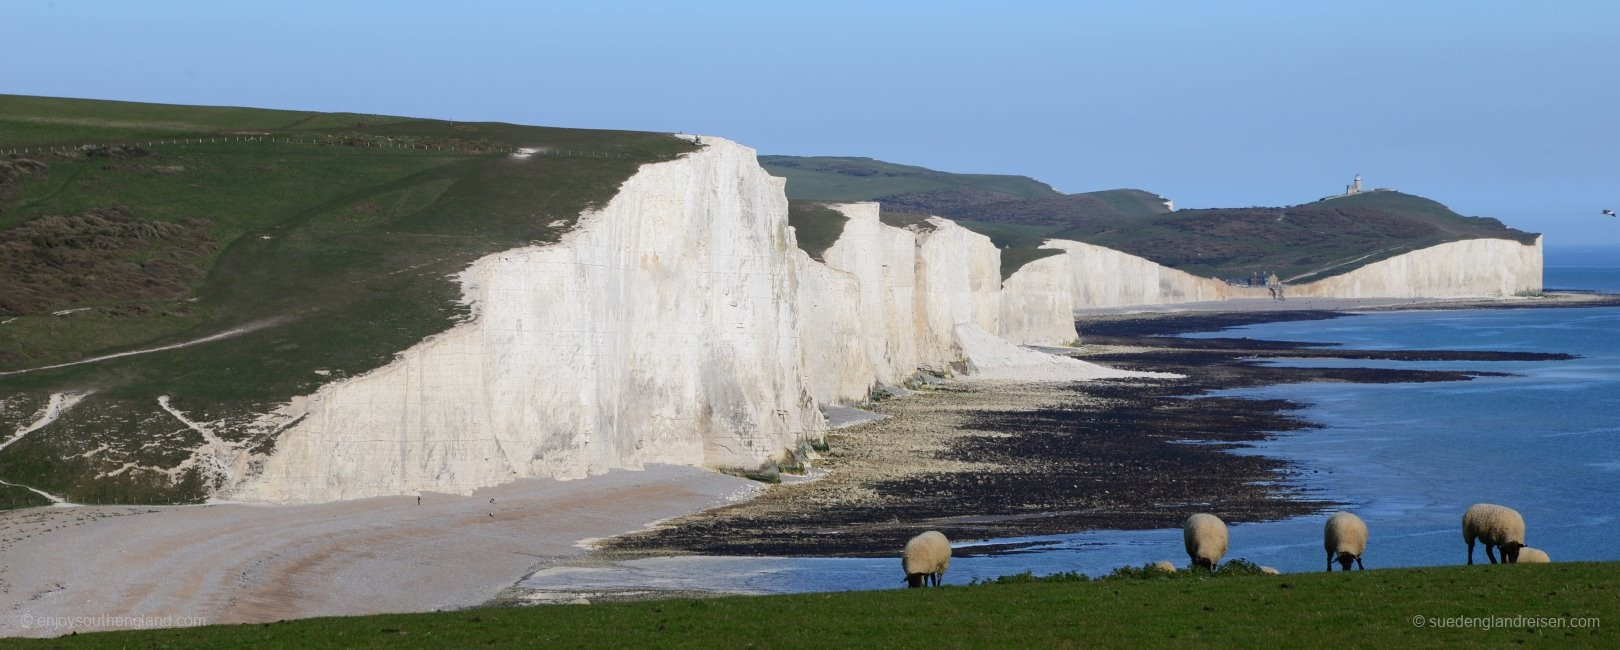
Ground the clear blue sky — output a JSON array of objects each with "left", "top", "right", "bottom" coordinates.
[{"left": 9, "top": 0, "right": 1619, "bottom": 247}]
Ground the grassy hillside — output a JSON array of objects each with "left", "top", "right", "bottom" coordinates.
[
  {"left": 758, "top": 156, "right": 1060, "bottom": 203},
  {"left": 0, "top": 95, "right": 693, "bottom": 505},
  {"left": 764, "top": 154, "right": 1536, "bottom": 282},
  {"left": 28, "top": 562, "right": 1616, "bottom": 647}
]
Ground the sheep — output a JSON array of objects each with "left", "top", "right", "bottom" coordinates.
[
  {"left": 1151, "top": 560, "right": 1177, "bottom": 573},
  {"left": 1259, "top": 566, "right": 1280, "bottom": 575},
  {"left": 901, "top": 530, "right": 951, "bottom": 588},
  {"left": 1517, "top": 547, "right": 1551, "bottom": 564},
  {"left": 1323, "top": 512, "right": 1369, "bottom": 571},
  {"left": 1462, "top": 503, "right": 1526, "bottom": 564},
  {"left": 1183, "top": 513, "right": 1228, "bottom": 571}
]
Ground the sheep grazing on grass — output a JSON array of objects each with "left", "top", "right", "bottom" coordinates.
[
  {"left": 1183, "top": 513, "right": 1228, "bottom": 571},
  {"left": 1463, "top": 503, "right": 1526, "bottom": 564},
  {"left": 1151, "top": 560, "right": 1177, "bottom": 573},
  {"left": 902, "top": 531, "right": 952, "bottom": 588},
  {"left": 1517, "top": 547, "right": 1551, "bottom": 564},
  {"left": 1324, "top": 512, "right": 1369, "bottom": 571}
]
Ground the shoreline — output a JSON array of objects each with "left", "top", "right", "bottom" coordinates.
[{"left": 597, "top": 295, "right": 1589, "bottom": 561}]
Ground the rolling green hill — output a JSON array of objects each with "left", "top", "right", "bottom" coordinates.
[
  {"left": 763, "top": 154, "right": 1537, "bottom": 282},
  {"left": 0, "top": 95, "right": 693, "bottom": 504}
]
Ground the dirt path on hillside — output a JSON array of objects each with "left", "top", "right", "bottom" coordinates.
[{"left": 0, "top": 319, "right": 285, "bottom": 378}]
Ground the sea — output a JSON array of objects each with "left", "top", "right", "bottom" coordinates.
[{"left": 519, "top": 246, "right": 1620, "bottom": 595}]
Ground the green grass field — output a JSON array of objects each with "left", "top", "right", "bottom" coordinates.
[
  {"left": 20, "top": 562, "right": 1613, "bottom": 648},
  {"left": 0, "top": 95, "right": 694, "bottom": 505}
]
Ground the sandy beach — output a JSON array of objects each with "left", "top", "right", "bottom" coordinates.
[{"left": 0, "top": 465, "right": 757, "bottom": 638}]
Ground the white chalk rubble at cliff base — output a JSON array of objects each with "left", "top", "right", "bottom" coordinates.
[{"left": 953, "top": 324, "right": 1169, "bottom": 382}]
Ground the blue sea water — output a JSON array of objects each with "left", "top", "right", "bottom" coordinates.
[
  {"left": 523, "top": 248, "right": 1620, "bottom": 594},
  {"left": 1546, "top": 245, "right": 1620, "bottom": 293}
]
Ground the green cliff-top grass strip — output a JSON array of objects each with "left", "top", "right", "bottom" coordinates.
[{"left": 24, "top": 562, "right": 1616, "bottom": 648}]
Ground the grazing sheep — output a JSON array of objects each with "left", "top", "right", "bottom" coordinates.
[
  {"left": 1183, "top": 513, "right": 1228, "bottom": 571},
  {"left": 1517, "top": 547, "right": 1551, "bottom": 564},
  {"left": 1259, "top": 566, "right": 1280, "bottom": 575},
  {"left": 1151, "top": 560, "right": 1177, "bottom": 573},
  {"left": 1462, "top": 503, "right": 1526, "bottom": 564},
  {"left": 902, "top": 531, "right": 951, "bottom": 588},
  {"left": 1323, "top": 512, "right": 1369, "bottom": 571}
]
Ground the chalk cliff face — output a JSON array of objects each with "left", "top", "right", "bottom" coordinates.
[
  {"left": 1281, "top": 237, "right": 1543, "bottom": 299},
  {"left": 229, "top": 136, "right": 1539, "bottom": 503},
  {"left": 793, "top": 205, "right": 1085, "bottom": 404},
  {"left": 815, "top": 204, "right": 925, "bottom": 390},
  {"left": 1042, "top": 239, "right": 1252, "bottom": 308},
  {"left": 235, "top": 138, "right": 824, "bottom": 502},
  {"left": 234, "top": 140, "right": 1116, "bottom": 503},
  {"left": 1000, "top": 254, "right": 1078, "bottom": 345},
  {"left": 1043, "top": 236, "right": 1543, "bottom": 308}
]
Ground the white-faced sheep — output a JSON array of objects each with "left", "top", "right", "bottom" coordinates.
[
  {"left": 1324, "top": 512, "right": 1369, "bottom": 571},
  {"left": 1183, "top": 513, "right": 1228, "bottom": 571},
  {"left": 1517, "top": 547, "right": 1551, "bottom": 564},
  {"left": 1462, "top": 503, "right": 1526, "bottom": 564},
  {"left": 902, "top": 530, "right": 951, "bottom": 588},
  {"left": 1151, "top": 560, "right": 1177, "bottom": 573}
]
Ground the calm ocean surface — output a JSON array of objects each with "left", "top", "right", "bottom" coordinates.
[{"left": 521, "top": 247, "right": 1620, "bottom": 595}]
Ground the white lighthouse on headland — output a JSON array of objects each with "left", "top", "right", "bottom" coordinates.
[{"left": 1319, "top": 174, "right": 1391, "bottom": 202}]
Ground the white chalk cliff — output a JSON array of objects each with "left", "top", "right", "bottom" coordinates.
[
  {"left": 1043, "top": 236, "right": 1542, "bottom": 309},
  {"left": 233, "top": 138, "right": 1127, "bottom": 503},
  {"left": 229, "top": 137, "right": 1540, "bottom": 503}
]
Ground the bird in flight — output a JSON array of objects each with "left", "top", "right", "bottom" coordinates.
[{"left": 1605, "top": 209, "right": 1616, "bottom": 217}]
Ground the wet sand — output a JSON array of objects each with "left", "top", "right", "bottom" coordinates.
[{"left": 0, "top": 465, "right": 757, "bottom": 637}]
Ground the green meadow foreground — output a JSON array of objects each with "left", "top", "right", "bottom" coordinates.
[{"left": 16, "top": 563, "right": 1613, "bottom": 648}]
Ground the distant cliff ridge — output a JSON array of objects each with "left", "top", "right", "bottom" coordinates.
[
  {"left": 762, "top": 156, "right": 1538, "bottom": 284},
  {"left": 1043, "top": 236, "right": 1542, "bottom": 309}
]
